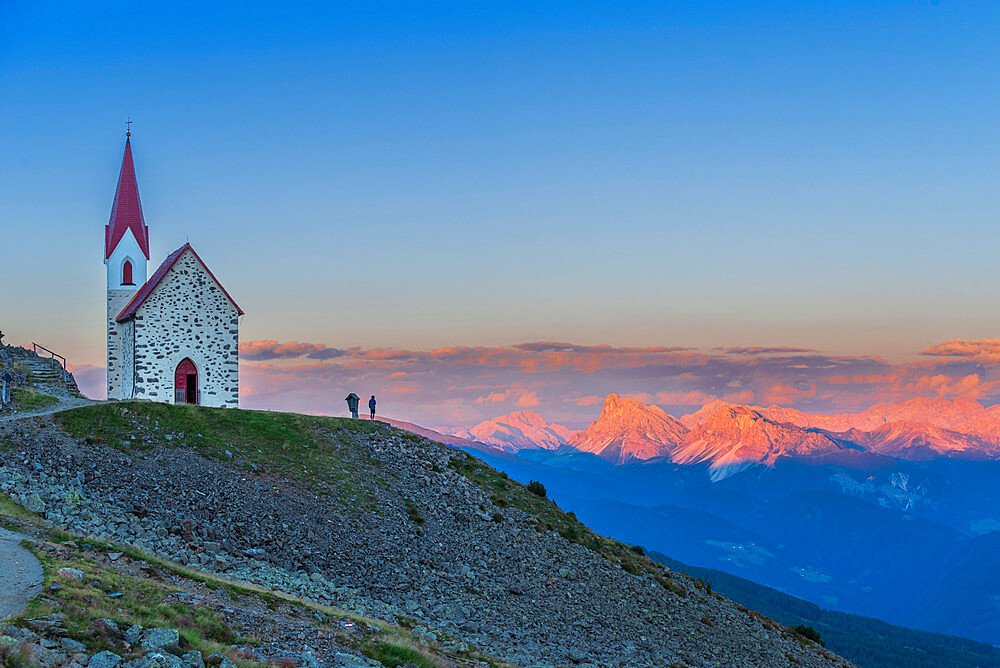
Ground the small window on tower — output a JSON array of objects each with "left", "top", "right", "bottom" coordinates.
[{"left": 122, "top": 260, "right": 133, "bottom": 285}]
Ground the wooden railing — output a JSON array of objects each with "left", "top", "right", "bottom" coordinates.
[{"left": 31, "top": 342, "right": 67, "bottom": 369}]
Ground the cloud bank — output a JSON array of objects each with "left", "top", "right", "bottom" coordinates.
[
  {"left": 228, "top": 338, "right": 1000, "bottom": 431},
  {"left": 72, "top": 339, "right": 1000, "bottom": 431}
]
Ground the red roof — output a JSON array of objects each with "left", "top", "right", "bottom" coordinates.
[
  {"left": 105, "top": 137, "right": 150, "bottom": 260},
  {"left": 116, "top": 243, "right": 244, "bottom": 322}
]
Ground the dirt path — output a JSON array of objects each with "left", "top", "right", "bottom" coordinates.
[
  {"left": 0, "top": 397, "right": 96, "bottom": 423},
  {"left": 0, "top": 527, "right": 43, "bottom": 620}
]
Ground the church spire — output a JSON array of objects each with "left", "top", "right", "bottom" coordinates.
[{"left": 105, "top": 134, "right": 150, "bottom": 260}]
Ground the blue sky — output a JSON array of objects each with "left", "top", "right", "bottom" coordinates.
[{"left": 3, "top": 1, "right": 1000, "bottom": 420}]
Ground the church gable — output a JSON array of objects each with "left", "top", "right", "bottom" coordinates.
[
  {"left": 117, "top": 243, "right": 242, "bottom": 322},
  {"left": 120, "top": 245, "right": 241, "bottom": 407},
  {"left": 129, "top": 247, "right": 241, "bottom": 324}
]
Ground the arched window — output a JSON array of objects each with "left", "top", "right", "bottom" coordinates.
[{"left": 122, "top": 260, "right": 134, "bottom": 285}]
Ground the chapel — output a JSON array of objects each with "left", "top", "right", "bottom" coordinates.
[{"left": 105, "top": 133, "right": 242, "bottom": 407}]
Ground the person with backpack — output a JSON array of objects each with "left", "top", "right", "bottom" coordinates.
[{"left": 369, "top": 394, "right": 377, "bottom": 420}]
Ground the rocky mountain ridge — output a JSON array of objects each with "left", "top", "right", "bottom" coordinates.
[
  {"left": 669, "top": 405, "right": 854, "bottom": 481},
  {"left": 459, "top": 410, "right": 572, "bottom": 452},
  {"left": 459, "top": 395, "right": 1000, "bottom": 475},
  {"left": 567, "top": 394, "right": 689, "bottom": 464}
]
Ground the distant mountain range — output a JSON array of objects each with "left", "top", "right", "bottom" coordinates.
[
  {"left": 453, "top": 393, "right": 1000, "bottom": 477},
  {"left": 451, "top": 409, "right": 573, "bottom": 452},
  {"left": 408, "top": 393, "right": 1000, "bottom": 650}
]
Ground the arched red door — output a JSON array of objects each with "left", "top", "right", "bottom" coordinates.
[
  {"left": 174, "top": 358, "right": 198, "bottom": 404},
  {"left": 122, "top": 260, "right": 133, "bottom": 285}
]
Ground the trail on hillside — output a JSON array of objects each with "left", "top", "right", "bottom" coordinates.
[
  {"left": 0, "top": 397, "right": 96, "bottom": 423},
  {"left": 0, "top": 527, "right": 43, "bottom": 620}
]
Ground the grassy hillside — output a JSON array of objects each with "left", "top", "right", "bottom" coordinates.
[
  {"left": 56, "top": 402, "right": 389, "bottom": 507},
  {"left": 649, "top": 551, "right": 1000, "bottom": 668}
]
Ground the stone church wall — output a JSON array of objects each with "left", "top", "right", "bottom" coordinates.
[
  {"left": 129, "top": 250, "right": 240, "bottom": 407},
  {"left": 119, "top": 318, "right": 135, "bottom": 399},
  {"left": 107, "top": 289, "right": 137, "bottom": 400}
]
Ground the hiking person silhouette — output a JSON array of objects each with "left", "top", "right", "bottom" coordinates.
[
  {"left": 345, "top": 392, "right": 360, "bottom": 418},
  {"left": 369, "top": 395, "right": 377, "bottom": 420}
]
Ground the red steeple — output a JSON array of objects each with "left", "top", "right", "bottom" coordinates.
[{"left": 105, "top": 137, "right": 150, "bottom": 260}]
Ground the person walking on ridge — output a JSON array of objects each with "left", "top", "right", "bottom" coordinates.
[
  {"left": 345, "top": 392, "right": 360, "bottom": 419},
  {"left": 369, "top": 394, "right": 377, "bottom": 420}
]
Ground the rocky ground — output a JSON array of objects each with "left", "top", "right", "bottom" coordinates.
[
  {"left": 0, "top": 512, "right": 472, "bottom": 668},
  {"left": 0, "top": 403, "right": 854, "bottom": 667}
]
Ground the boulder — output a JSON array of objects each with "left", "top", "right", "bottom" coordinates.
[
  {"left": 61, "top": 637, "right": 88, "bottom": 653},
  {"left": 140, "top": 628, "right": 180, "bottom": 650},
  {"left": 22, "top": 492, "right": 45, "bottom": 513},
  {"left": 124, "top": 625, "right": 144, "bottom": 645},
  {"left": 182, "top": 650, "right": 206, "bottom": 668},
  {"left": 134, "top": 652, "right": 186, "bottom": 668}
]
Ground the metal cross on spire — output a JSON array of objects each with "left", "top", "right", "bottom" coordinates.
[{"left": 126, "top": 117, "right": 133, "bottom": 137}]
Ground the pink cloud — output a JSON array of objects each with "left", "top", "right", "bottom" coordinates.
[
  {"left": 240, "top": 340, "right": 338, "bottom": 361},
  {"left": 722, "top": 390, "right": 756, "bottom": 404},
  {"left": 571, "top": 395, "right": 604, "bottom": 406},
  {"left": 653, "top": 390, "right": 718, "bottom": 406},
  {"left": 475, "top": 390, "right": 515, "bottom": 405},
  {"left": 762, "top": 383, "right": 817, "bottom": 404},
  {"left": 716, "top": 346, "right": 818, "bottom": 355},
  {"left": 516, "top": 391, "right": 541, "bottom": 408},
  {"left": 921, "top": 338, "right": 1000, "bottom": 363}
]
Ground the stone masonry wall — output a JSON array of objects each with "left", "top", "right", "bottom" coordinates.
[
  {"left": 107, "top": 288, "right": 137, "bottom": 400},
  {"left": 119, "top": 318, "right": 136, "bottom": 398},
  {"left": 130, "top": 249, "right": 240, "bottom": 407}
]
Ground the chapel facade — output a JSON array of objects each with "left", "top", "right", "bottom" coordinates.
[{"left": 105, "top": 134, "right": 242, "bottom": 407}]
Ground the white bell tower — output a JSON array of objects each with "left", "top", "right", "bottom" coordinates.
[{"left": 105, "top": 130, "right": 150, "bottom": 399}]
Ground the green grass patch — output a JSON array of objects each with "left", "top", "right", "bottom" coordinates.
[
  {"left": 10, "top": 388, "right": 60, "bottom": 411},
  {"left": 404, "top": 497, "right": 426, "bottom": 525},
  {"left": 0, "top": 492, "right": 36, "bottom": 521},
  {"left": 361, "top": 638, "right": 438, "bottom": 668},
  {"left": 55, "top": 403, "right": 389, "bottom": 506}
]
